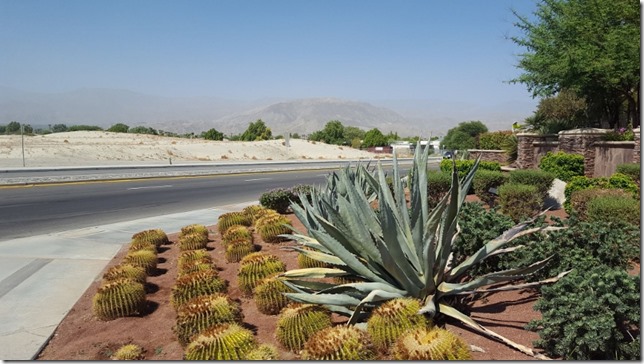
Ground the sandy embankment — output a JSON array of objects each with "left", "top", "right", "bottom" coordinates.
[{"left": 0, "top": 131, "right": 387, "bottom": 167}]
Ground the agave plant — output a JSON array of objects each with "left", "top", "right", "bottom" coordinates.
[{"left": 278, "top": 143, "right": 568, "bottom": 359}]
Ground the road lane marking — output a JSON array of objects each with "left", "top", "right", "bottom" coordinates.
[
  {"left": 244, "top": 178, "right": 272, "bottom": 182},
  {"left": 127, "top": 185, "right": 173, "bottom": 190}
]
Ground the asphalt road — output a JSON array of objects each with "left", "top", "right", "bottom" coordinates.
[{"left": 0, "top": 169, "right": 341, "bottom": 240}]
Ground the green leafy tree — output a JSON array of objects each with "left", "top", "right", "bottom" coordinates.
[
  {"left": 362, "top": 128, "right": 389, "bottom": 148},
  {"left": 52, "top": 124, "right": 68, "bottom": 133},
  {"left": 108, "top": 123, "right": 130, "bottom": 133},
  {"left": 241, "top": 119, "right": 272, "bottom": 141},
  {"left": 511, "top": 0, "right": 640, "bottom": 128},
  {"left": 309, "top": 120, "right": 345, "bottom": 145},
  {"left": 0, "top": 125, "right": 5, "bottom": 134},
  {"left": 202, "top": 128, "right": 224, "bottom": 141},
  {"left": 23, "top": 124, "right": 33, "bottom": 134},
  {"left": 343, "top": 126, "right": 365, "bottom": 145},
  {"left": 441, "top": 121, "right": 487, "bottom": 150},
  {"left": 6, "top": 121, "right": 21, "bottom": 134}
]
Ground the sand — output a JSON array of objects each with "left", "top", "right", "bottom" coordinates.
[{"left": 0, "top": 131, "right": 387, "bottom": 167}]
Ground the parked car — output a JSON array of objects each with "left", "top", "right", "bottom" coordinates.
[{"left": 443, "top": 151, "right": 453, "bottom": 159}]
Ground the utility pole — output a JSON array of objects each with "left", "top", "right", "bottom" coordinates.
[{"left": 21, "top": 123, "right": 25, "bottom": 167}]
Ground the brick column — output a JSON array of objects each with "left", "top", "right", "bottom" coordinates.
[
  {"left": 516, "top": 132, "right": 539, "bottom": 169},
  {"left": 558, "top": 128, "right": 609, "bottom": 177},
  {"left": 633, "top": 128, "right": 640, "bottom": 164}
]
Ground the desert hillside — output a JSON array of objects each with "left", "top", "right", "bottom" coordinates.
[{"left": 0, "top": 131, "right": 386, "bottom": 167}]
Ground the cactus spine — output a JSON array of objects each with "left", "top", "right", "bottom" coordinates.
[
  {"left": 122, "top": 249, "right": 157, "bottom": 274},
  {"left": 92, "top": 278, "right": 146, "bottom": 320},
  {"left": 221, "top": 225, "right": 253, "bottom": 248},
  {"left": 180, "top": 224, "right": 209, "bottom": 239},
  {"left": 183, "top": 323, "right": 256, "bottom": 360},
  {"left": 131, "top": 229, "right": 168, "bottom": 248},
  {"left": 237, "top": 253, "right": 286, "bottom": 295},
  {"left": 244, "top": 344, "right": 279, "bottom": 360},
  {"left": 242, "top": 204, "right": 267, "bottom": 224},
  {"left": 129, "top": 239, "right": 157, "bottom": 253},
  {"left": 367, "top": 297, "right": 431, "bottom": 352},
  {"left": 392, "top": 326, "right": 472, "bottom": 360},
  {"left": 111, "top": 343, "right": 145, "bottom": 360},
  {"left": 174, "top": 293, "right": 242, "bottom": 346},
  {"left": 252, "top": 276, "right": 293, "bottom": 315},
  {"left": 224, "top": 238, "right": 255, "bottom": 263},
  {"left": 171, "top": 270, "right": 227, "bottom": 309},
  {"left": 255, "top": 214, "right": 292, "bottom": 244},
  {"left": 178, "top": 232, "right": 209, "bottom": 251},
  {"left": 217, "top": 212, "right": 252, "bottom": 235},
  {"left": 102, "top": 264, "right": 147, "bottom": 285},
  {"left": 300, "top": 325, "right": 376, "bottom": 360},
  {"left": 275, "top": 304, "right": 332, "bottom": 352}
]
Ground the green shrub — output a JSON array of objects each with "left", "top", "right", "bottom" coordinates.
[
  {"left": 472, "top": 170, "right": 508, "bottom": 207},
  {"left": 498, "top": 183, "right": 542, "bottom": 222},
  {"left": 478, "top": 130, "right": 513, "bottom": 150},
  {"left": 439, "top": 159, "right": 501, "bottom": 175},
  {"left": 502, "top": 219, "right": 640, "bottom": 282},
  {"left": 290, "top": 184, "right": 314, "bottom": 207},
  {"left": 508, "top": 169, "right": 555, "bottom": 201},
  {"left": 67, "top": 124, "right": 103, "bottom": 131},
  {"left": 538, "top": 151, "right": 584, "bottom": 182},
  {"left": 587, "top": 195, "right": 640, "bottom": 226},
  {"left": 569, "top": 188, "right": 632, "bottom": 221},
  {"left": 526, "top": 266, "right": 640, "bottom": 360},
  {"left": 452, "top": 202, "right": 516, "bottom": 276},
  {"left": 616, "top": 163, "right": 640, "bottom": 184},
  {"left": 259, "top": 188, "right": 295, "bottom": 214},
  {"left": 564, "top": 174, "right": 640, "bottom": 213},
  {"left": 427, "top": 171, "right": 451, "bottom": 207}
]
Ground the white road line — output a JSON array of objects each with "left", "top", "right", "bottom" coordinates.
[
  {"left": 244, "top": 178, "right": 272, "bottom": 182},
  {"left": 127, "top": 185, "right": 174, "bottom": 190}
]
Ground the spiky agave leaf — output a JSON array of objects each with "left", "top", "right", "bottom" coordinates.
[{"left": 279, "top": 142, "right": 569, "bottom": 359}]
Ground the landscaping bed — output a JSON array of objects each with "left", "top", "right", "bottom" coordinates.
[{"left": 36, "top": 199, "right": 570, "bottom": 361}]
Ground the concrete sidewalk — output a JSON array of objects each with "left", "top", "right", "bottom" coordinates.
[{"left": 0, "top": 200, "right": 256, "bottom": 360}]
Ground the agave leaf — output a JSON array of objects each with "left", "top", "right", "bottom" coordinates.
[
  {"left": 279, "top": 279, "right": 339, "bottom": 293},
  {"left": 348, "top": 289, "right": 406, "bottom": 325},
  {"left": 279, "top": 267, "right": 349, "bottom": 279},
  {"left": 334, "top": 194, "right": 383, "bottom": 264},
  {"left": 284, "top": 292, "right": 361, "bottom": 307},
  {"left": 340, "top": 169, "right": 383, "bottom": 237},
  {"left": 280, "top": 233, "right": 333, "bottom": 254},
  {"left": 461, "top": 270, "right": 572, "bottom": 294},
  {"left": 438, "top": 256, "right": 554, "bottom": 295},
  {"left": 434, "top": 165, "right": 461, "bottom": 284},
  {"left": 438, "top": 303, "right": 552, "bottom": 360},
  {"left": 306, "top": 222, "right": 388, "bottom": 284},
  {"left": 447, "top": 225, "right": 551, "bottom": 282},
  {"left": 320, "top": 281, "right": 408, "bottom": 296},
  {"left": 285, "top": 246, "right": 346, "bottom": 266}
]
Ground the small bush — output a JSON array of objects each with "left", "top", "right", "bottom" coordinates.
[
  {"left": 569, "top": 188, "right": 632, "bottom": 221},
  {"left": 452, "top": 202, "right": 516, "bottom": 276},
  {"left": 527, "top": 266, "right": 640, "bottom": 360},
  {"left": 508, "top": 169, "right": 555, "bottom": 201},
  {"left": 290, "top": 184, "right": 314, "bottom": 207},
  {"left": 587, "top": 195, "right": 640, "bottom": 226},
  {"left": 501, "top": 219, "right": 640, "bottom": 282},
  {"left": 498, "top": 183, "right": 541, "bottom": 222},
  {"left": 473, "top": 170, "right": 508, "bottom": 207},
  {"left": 538, "top": 151, "right": 584, "bottom": 182},
  {"left": 564, "top": 174, "right": 640, "bottom": 213},
  {"left": 427, "top": 171, "right": 451, "bottom": 208},
  {"left": 616, "top": 163, "right": 640, "bottom": 184},
  {"left": 478, "top": 130, "right": 513, "bottom": 150},
  {"left": 439, "top": 159, "right": 501, "bottom": 175},
  {"left": 259, "top": 188, "right": 295, "bottom": 214}
]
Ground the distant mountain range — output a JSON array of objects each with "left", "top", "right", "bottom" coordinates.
[{"left": 0, "top": 87, "right": 536, "bottom": 136}]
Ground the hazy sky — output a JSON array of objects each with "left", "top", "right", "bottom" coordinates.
[{"left": 1, "top": 0, "right": 539, "bottom": 108}]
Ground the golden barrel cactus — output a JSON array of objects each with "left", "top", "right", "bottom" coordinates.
[
  {"left": 174, "top": 293, "right": 242, "bottom": 346},
  {"left": 392, "top": 326, "right": 472, "bottom": 360},
  {"left": 183, "top": 323, "right": 256, "bottom": 360},
  {"left": 275, "top": 303, "right": 332, "bottom": 352},
  {"left": 300, "top": 325, "right": 376, "bottom": 360},
  {"left": 92, "top": 278, "right": 146, "bottom": 321}
]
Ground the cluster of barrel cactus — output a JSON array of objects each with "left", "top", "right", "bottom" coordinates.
[
  {"left": 237, "top": 252, "right": 286, "bottom": 295},
  {"left": 217, "top": 212, "right": 252, "bottom": 235},
  {"left": 92, "top": 229, "right": 170, "bottom": 321},
  {"left": 174, "top": 293, "right": 243, "bottom": 346},
  {"left": 275, "top": 303, "right": 333, "bottom": 352},
  {"left": 254, "top": 211, "right": 292, "bottom": 244}
]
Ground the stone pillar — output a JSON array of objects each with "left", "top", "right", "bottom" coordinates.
[
  {"left": 633, "top": 128, "right": 640, "bottom": 164},
  {"left": 558, "top": 128, "right": 609, "bottom": 178},
  {"left": 516, "top": 133, "right": 539, "bottom": 169}
]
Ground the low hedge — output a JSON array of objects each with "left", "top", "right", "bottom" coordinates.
[
  {"left": 427, "top": 171, "right": 451, "bottom": 207},
  {"left": 564, "top": 173, "right": 640, "bottom": 213},
  {"left": 472, "top": 170, "right": 507, "bottom": 207},
  {"left": 569, "top": 188, "right": 632, "bottom": 221},
  {"left": 616, "top": 163, "right": 640, "bottom": 184},
  {"left": 498, "top": 183, "right": 541, "bottom": 223},
  {"left": 538, "top": 151, "right": 584, "bottom": 182},
  {"left": 508, "top": 169, "right": 555, "bottom": 201},
  {"left": 587, "top": 195, "right": 640, "bottom": 226},
  {"left": 439, "top": 159, "right": 501, "bottom": 175}
]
